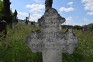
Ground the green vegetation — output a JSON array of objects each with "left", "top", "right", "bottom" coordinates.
[
  {"left": 63, "top": 29, "right": 93, "bottom": 62},
  {"left": 0, "top": 0, "right": 13, "bottom": 20},
  {"left": 0, "top": 0, "right": 4, "bottom": 18},
  {"left": 0, "top": 23, "right": 93, "bottom": 62}
]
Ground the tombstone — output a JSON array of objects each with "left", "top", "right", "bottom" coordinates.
[
  {"left": 12, "top": 10, "right": 18, "bottom": 27},
  {"left": 13, "top": 10, "right": 18, "bottom": 24},
  {"left": 14, "top": 10, "right": 17, "bottom": 19},
  {"left": 31, "top": 21, "right": 35, "bottom": 25},
  {"left": 25, "top": 17, "right": 29, "bottom": 25},
  {"left": 25, "top": 0, "right": 78, "bottom": 62},
  {"left": 0, "top": 20, "right": 7, "bottom": 38}
]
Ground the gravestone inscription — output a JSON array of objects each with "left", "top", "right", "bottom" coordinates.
[{"left": 25, "top": 0, "right": 78, "bottom": 62}]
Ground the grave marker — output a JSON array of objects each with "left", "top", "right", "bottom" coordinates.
[{"left": 25, "top": 0, "right": 78, "bottom": 62}]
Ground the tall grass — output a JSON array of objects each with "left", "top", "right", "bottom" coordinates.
[
  {"left": 0, "top": 23, "right": 93, "bottom": 62},
  {"left": 63, "top": 30, "right": 93, "bottom": 62}
]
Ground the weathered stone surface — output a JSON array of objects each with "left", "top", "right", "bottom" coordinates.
[
  {"left": 64, "top": 28, "right": 78, "bottom": 54},
  {"left": 25, "top": 8, "right": 78, "bottom": 62}
]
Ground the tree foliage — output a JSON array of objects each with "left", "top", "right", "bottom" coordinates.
[{"left": 0, "top": 0, "right": 4, "bottom": 19}]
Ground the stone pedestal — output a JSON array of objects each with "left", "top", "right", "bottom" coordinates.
[{"left": 43, "top": 50, "right": 62, "bottom": 62}]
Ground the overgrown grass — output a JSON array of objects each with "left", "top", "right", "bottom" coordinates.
[
  {"left": 63, "top": 30, "right": 93, "bottom": 62},
  {"left": 0, "top": 23, "right": 93, "bottom": 62}
]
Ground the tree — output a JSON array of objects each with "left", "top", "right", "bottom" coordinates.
[{"left": 0, "top": 0, "right": 4, "bottom": 20}]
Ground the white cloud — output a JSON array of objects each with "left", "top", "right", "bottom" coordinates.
[
  {"left": 63, "top": 17, "right": 93, "bottom": 26},
  {"left": 82, "top": 0, "right": 93, "bottom": 11},
  {"left": 12, "top": 10, "right": 28, "bottom": 17},
  {"left": 17, "top": 11, "right": 42, "bottom": 22},
  {"left": 12, "top": 9, "right": 42, "bottom": 22},
  {"left": 67, "top": 2, "right": 73, "bottom": 6},
  {"left": 17, "top": 11, "right": 29, "bottom": 20},
  {"left": 59, "top": 7, "right": 74, "bottom": 13},
  {"left": 87, "top": 12, "right": 93, "bottom": 15},
  {"left": 12, "top": 10, "right": 28, "bottom": 19},
  {"left": 82, "top": 0, "right": 93, "bottom": 16},
  {"left": 63, "top": 17, "right": 83, "bottom": 26},
  {"left": 26, "top": 4, "right": 44, "bottom": 13},
  {"left": 66, "top": 17, "right": 73, "bottom": 21},
  {"left": 17, "top": 11, "right": 28, "bottom": 16},
  {"left": 12, "top": 10, "right": 28, "bottom": 16},
  {"left": 29, "top": 14, "right": 42, "bottom": 22},
  {"left": 18, "top": 12, "right": 42, "bottom": 22},
  {"left": 65, "top": 17, "right": 73, "bottom": 25}
]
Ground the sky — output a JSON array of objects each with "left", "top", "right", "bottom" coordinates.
[{"left": 10, "top": 0, "right": 93, "bottom": 26}]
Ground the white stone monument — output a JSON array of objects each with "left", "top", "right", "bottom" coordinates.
[{"left": 25, "top": 0, "right": 78, "bottom": 62}]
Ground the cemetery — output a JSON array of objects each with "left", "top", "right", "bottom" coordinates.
[{"left": 0, "top": 0, "right": 93, "bottom": 62}]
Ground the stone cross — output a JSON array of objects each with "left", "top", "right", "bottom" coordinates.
[
  {"left": 25, "top": 8, "right": 78, "bottom": 62},
  {"left": 25, "top": 1, "right": 78, "bottom": 62}
]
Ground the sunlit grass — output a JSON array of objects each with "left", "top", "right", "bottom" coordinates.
[{"left": 0, "top": 23, "right": 93, "bottom": 62}]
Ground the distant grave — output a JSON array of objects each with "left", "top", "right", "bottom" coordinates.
[
  {"left": 25, "top": 17, "right": 29, "bottom": 25},
  {"left": 12, "top": 10, "right": 18, "bottom": 25},
  {"left": 12, "top": 10, "right": 18, "bottom": 28},
  {"left": 25, "top": 0, "right": 78, "bottom": 62},
  {"left": 31, "top": 21, "right": 35, "bottom": 25}
]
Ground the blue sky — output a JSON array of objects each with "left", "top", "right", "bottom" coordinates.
[{"left": 10, "top": 0, "right": 93, "bottom": 26}]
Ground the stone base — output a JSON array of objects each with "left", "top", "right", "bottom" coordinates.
[{"left": 43, "top": 50, "right": 62, "bottom": 62}]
